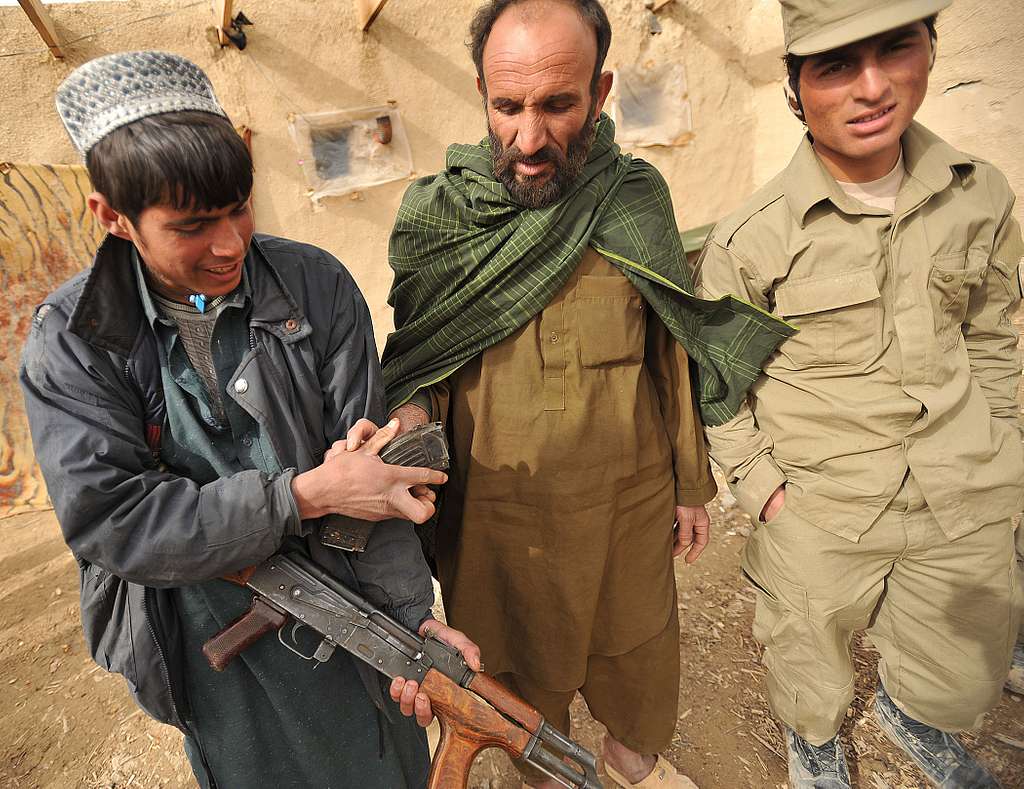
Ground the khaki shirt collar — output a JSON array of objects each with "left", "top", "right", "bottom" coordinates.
[
  {"left": 899, "top": 121, "right": 975, "bottom": 201},
  {"left": 783, "top": 121, "right": 975, "bottom": 227}
]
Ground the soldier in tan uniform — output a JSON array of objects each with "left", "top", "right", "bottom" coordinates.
[{"left": 696, "top": 1, "right": 1023, "bottom": 787}]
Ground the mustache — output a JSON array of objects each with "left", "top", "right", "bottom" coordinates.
[
  {"left": 488, "top": 109, "right": 596, "bottom": 209},
  {"left": 494, "top": 144, "right": 564, "bottom": 172}
]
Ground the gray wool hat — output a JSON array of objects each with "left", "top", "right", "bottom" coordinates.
[{"left": 56, "top": 50, "right": 228, "bottom": 157}]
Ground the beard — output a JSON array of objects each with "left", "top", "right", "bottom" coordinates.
[{"left": 489, "top": 108, "right": 597, "bottom": 210}]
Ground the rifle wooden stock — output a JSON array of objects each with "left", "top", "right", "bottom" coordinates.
[
  {"left": 202, "top": 597, "right": 287, "bottom": 672},
  {"left": 421, "top": 669, "right": 535, "bottom": 789}
]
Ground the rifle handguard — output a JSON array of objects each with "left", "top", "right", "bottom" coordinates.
[{"left": 466, "top": 672, "right": 544, "bottom": 732}]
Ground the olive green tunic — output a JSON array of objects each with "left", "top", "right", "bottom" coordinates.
[{"left": 425, "top": 248, "right": 716, "bottom": 691}]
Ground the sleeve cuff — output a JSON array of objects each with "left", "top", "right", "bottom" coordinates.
[
  {"left": 417, "top": 612, "right": 436, "bottom": 632},
  {"left": 388, "top": 604, "right": 433, "bottom": 632},
  {"left": 732, "top": 455, "right": 786, "bottom": 522},
  {"left": 277, "top": 468, "right": 307, "bottom": 537},
  {"left": 676, "top": 475, "right": 718, "bottom": 507},
  {"left": 407, "top": 390, "right": 434, "bottom": 421}
]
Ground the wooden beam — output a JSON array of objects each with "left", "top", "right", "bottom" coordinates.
[
  {"left": 356, "top": 0, "right": 389, "bottom": 32},
  {"left": 215, "top": 0, "right": 233, "bottom": 46},
  {"left": 17, "top": 0, "right": 63, "bottom": 59}
]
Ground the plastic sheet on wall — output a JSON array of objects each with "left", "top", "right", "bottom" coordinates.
[
  {"left": 610, "top": 62, "right": 693, "bottom": 148},
  {"left": 0, "top": 162, "right": 103, "bottom": 516},
  {"left": 289, "top": 105, "right": 414, "bottom": 204}
]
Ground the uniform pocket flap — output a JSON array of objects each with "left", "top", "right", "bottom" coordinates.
[
  {"left": 576, "top": 275, "right": 645, "bottom": 367},
  {"left": 932, "top": 248, "right": 988, "bottom": 273},
  {"left": 577, "top": 274, "right": 640, "bottom": 300},
  {"left": 775, "top": 269, "right": 880, "bottom": 317},
  {"left": 987, "top": 256, "right": 1023, "bottom": 300}
]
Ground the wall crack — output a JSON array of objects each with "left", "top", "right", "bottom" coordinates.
[{"left": 943, "top": 79, "right": 982, "bottom": 94}]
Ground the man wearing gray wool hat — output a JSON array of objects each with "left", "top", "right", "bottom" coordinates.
[
  {"left": 20, "top": 51, "right": 479, "bottom": 787},
  {"left": 696, "top": 2, "right": 1022, "bottom": 787}
]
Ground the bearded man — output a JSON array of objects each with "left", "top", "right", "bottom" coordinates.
[{"left": 378, "top": 2, "right": 791, "bottom": 786}]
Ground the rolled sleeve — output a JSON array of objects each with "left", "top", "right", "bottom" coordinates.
[
  {"left": 696, "top": 234, "right": 783, "bottom": 520},
  {"left": 964, "top": 205, "right": 1023, "bottom": 428},
  {"left": 350, "top": 519, "right": 435, "bottom": 630},
  {"left": 731, "top": 454, "right": 787, "bottom": 521},
  {"left": 705, "top": 404, "right": 787, "bottom": 522}
]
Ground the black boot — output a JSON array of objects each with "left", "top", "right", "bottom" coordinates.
[
  {"left": 874, "top": 684, "right": 1001, "bottom": 788},
  {"left": 784, "top": 727, "right": 852, "bottom": 788},
  {"left": 1005, "top": 638, "right": 1024, "bottom": 695}
]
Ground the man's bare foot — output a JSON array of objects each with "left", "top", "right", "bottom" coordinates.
[{"left": 603, "top": 733, "right": 657, "bottom": 784}]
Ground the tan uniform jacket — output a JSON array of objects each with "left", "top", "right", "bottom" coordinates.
[
  {"left": 696, "top": 123, "right": 1024, "bottom": 541},
  {"left": 419, "top": 248, "right": 716, "bottom": 688}
]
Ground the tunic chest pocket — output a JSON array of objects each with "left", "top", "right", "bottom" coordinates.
[
  {"left": 774, "top": 268, "right": 882, "bottom": 367},
  {"left": 928, "top": 250, "right": 988, "bottom": 350},
  {"left": 576, "top": 274, "right": 646, "bottom": 368}
]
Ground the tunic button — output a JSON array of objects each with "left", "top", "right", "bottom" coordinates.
[
  {"left": 234, "top": 378, "right": 249, "bottom": 394},
  {"left": 241, "top": 435, "right": 253, "bottom": 447},
  {"left": 941, "top": 274, "right": 954, "bottom": 283},
  {"left": 285, "top": 319, "right": 299, "bottom": 332},
  {"left": 550, "top": 332, "right": 559, "bottom": 344}
]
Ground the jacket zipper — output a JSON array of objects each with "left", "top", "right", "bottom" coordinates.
[{"left": 140, "top": 588, "right": 186, "bottom": 732}]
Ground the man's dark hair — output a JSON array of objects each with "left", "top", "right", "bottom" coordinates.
[
  {"left": 469, "top": 0, "right": 612, "bottom": 97},
  {"left": 784, "top": 14, "right": 939, "bottom": 113},
  {"left": 86, "top": 110, "right": 253, "bottom": 225}
]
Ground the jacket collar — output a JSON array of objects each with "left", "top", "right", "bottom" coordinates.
[
  {"left": 783, "top": 121, "right": 975, "bottom": 227},
  {"left": 69, "top": 234, "right": 310, "bottom": 356}
]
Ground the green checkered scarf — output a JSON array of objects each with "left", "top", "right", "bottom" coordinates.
[{"left": 382, "top": 115, "right": 793, "bottom": 426}]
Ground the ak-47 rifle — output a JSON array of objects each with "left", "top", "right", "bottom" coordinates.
[{"left": 202, "top": 552, "right": 602, "bottom": 789}]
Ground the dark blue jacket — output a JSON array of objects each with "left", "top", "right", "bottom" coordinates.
[{"left": 20, "top": 233, "right": 434, "bottom": 730}]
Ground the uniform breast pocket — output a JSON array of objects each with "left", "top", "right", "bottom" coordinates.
[
  {"left": 576, "top": 275, "right": 646, "bottom": 368},
  {"left": 774, "top": 268, "right": 883, "bottom": 368},
  {"left": 928, "top": 250, "right": 988, "bottom": 349}
]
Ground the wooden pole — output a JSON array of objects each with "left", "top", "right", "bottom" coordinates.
[
  {"left": 356, "top": 0, "right": 389, "bottom": 32},
  {"left": 215, "top": 0, "right": 234, "bottom": 46},
  {"left": 16, "top": 0, "right": 64, "bottom": 59}
]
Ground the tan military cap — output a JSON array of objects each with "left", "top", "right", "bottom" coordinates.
[{"left": 780, "top": 0, "right": 951, "bottom": 56}]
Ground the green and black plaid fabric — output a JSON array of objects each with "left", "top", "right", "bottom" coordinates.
[{"left": 382, "top": 116, "right": 794, "bottom": 426}]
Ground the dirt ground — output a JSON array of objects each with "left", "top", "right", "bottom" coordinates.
[{"left": 2, "top": 476, "right": 1022, "bottom": 789}]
